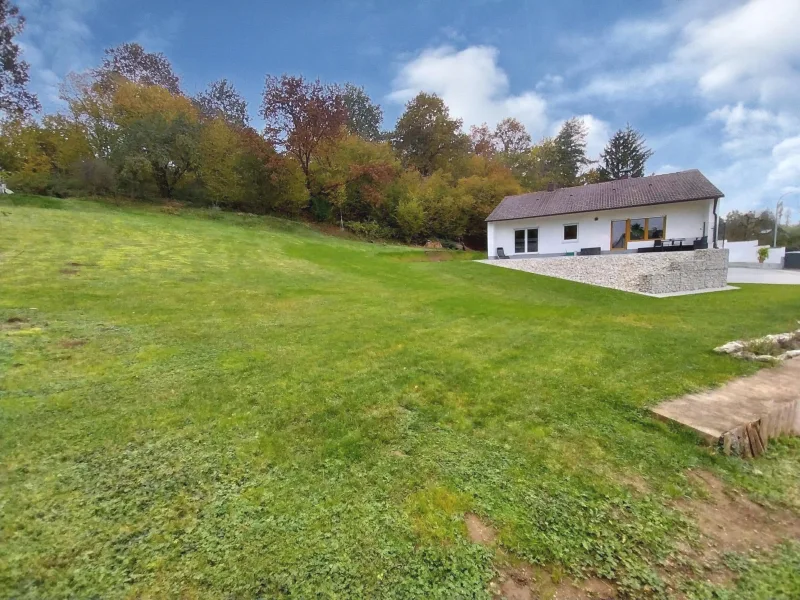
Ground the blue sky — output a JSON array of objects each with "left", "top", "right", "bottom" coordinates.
[{"left": 16, "top": 0, "right": 800, "bottom": 218}]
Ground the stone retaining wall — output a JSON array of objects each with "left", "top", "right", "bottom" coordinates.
[{"left": 482, "top": 249, "right": 729, "bottom": 295}]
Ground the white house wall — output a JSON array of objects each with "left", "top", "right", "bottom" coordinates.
[
  {"left": 723, "top": 240, "right": 786, "bottom": 265},
  {"left": 489, "top": 199, "right": 714, "bottom": 258}
]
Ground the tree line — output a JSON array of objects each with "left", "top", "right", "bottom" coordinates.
[
  {"left": 0, "top": 4, "right": 656, "bottom": 247},
  {"left": 721, "top": 209, "right": 800, "bottom": 250}
]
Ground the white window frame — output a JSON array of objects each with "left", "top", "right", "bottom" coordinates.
[
  {"left": 526, "top": 227, "right": 539, "bottom": 253},
  {"left": 563, "top": 223, "right": 579, "bottom": 243},
  {"left": 513, "top": 228, "right": 526, "bottom": 254},
  {"left": 513, "top": 227, "right": 539, "bottom": 254}
]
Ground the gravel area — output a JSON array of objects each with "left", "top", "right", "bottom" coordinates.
[{"left": 480, "top": 249, "right": 729, "bottom": 295}]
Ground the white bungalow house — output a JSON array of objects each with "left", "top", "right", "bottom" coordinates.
[{"left": 486, "top": 170, "right": 723, "bottom": 258}]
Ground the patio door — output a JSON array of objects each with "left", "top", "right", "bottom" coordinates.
[{"left": 611, "top": 220, "right": 627, "bottom": 251}]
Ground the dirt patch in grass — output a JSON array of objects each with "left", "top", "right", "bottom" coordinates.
[
  {"left": 491, "top": 470, "right": 800, "bottom": 599},
  {"left": 490, "top": 562, "right": 617, "bottom": 600},
  {"left": 553, "top": 578, "right": 617, "bottom": 599},
  {"left": 656, "top": 469, "right": 800, "bottom": 593},
  {"left": 465, "top": 513, "right": 497, "bottom": 545},
  {"left": 680, "top": 470, "right": 800, "bottom": 555},
  {"left": 494, "top": 563, "right": 536, "bottom": 600},
  {"left": 2, "top": 316, "right": 30, "bottom": 331},
  {"left": 60, "top": 267, "right": 80, "bottom": 275},
  {"left": 619, "top": 472, "right": 651, "bottom": 495},
  {"left": 59, "top": 338, "right": 86, "bottom": 349}
]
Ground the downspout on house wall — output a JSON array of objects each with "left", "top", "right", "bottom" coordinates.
[{"left": 712, "top": 197, "right": 720, "bottom": 249}]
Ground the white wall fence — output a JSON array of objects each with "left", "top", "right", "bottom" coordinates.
[{"left": 722, "top": 240, "right": 785, "bottom": 266}]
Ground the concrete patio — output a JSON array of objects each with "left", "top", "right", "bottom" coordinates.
[{"left": 728, "top": 268, "right": 800, "bottom": 285}]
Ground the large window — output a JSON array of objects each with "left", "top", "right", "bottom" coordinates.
[
  {"left": 514, "top": 228, "right": 538, "bottom": 253},
  {"left": 526, "top": 228, "right": 538, "bottom": 253},
  {"left": 627, "top": 217, "right": 666, "bottom": 243},
  {"left": 647, "top": 217, "right": 665, "bottom": 239},
  {"left": 610, "top": 216, "right": 666, "bottom": 250},
  {"left": 629, "top": 218, "right": 646, "bottom": 241},
  {"left": 563, "top": 224, "right": 578, "bottom": 241},
  {"left": 515, "top": 229, "right": 525, "bottom": 253}
]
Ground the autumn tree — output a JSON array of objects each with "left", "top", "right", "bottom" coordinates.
[
  {"left": 0, "top": 0, "right": 39, "bottom": 117},
  {"left": 494, "top": 118, "right": 530, "bottom": 155},
  {"left": 0, "top": 119, "right": 52, "bottom": 192},
  {"left": 59, "top": 72, "right": 117, "bottom": 158},
  {"left": 418, "top": 171, "right": 472, "bottom": 241},
  {"left": 391, "top": 92, "right": 468, "bottom": 176},
  {"left": 310, "top": 135, "right": 398, "bottom": 226},
  {"left": 38, "top": 114, "right": 92, "bottom": 173},
  {"left": 513, "top": 138, "right": 562, "bottom": 191},
  {"left": 598, "top": 124, "right": 653, "bottom": 181},
  {"left": 95, "top": 43, "right": 182, "bottom": 95},
  {"left": 194, "top": 79, "right": 249, "bottom": 128},
  {"left": 111, "top": 78, "right": 197, "bottom": 125},
  {"left": 0, "top": 115, "right": 93, "bottom": 194},
  {"left": 196, "top": 118, "right": 243, "bottom": 206},
  {"left": 395, "top": 195, "right": 426, "bottom": 241},
  {"left": 341, "top": 83, "right": 383, "bottom": 141},
  {"left": 261, "top": 75, "right": 348, "bottom": 194},
  {"left": 234, "top": 127, "right": 308, "bottom": 215},
  {"left": 457, "top": 156, "right": 522, "bottom": 247},
  {"left": 119, "top": 113, "right": 200, "bottom": 198},
  {"left": 469, "top": 123, "right": 495, "bottom": 157}
]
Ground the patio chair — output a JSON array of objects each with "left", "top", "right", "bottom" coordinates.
[
  {"left": 653, "top": 239, "right": 663, "bottom": 250},
  {"left": 496, "top": 247, "right": 510, "bottom": 259}
]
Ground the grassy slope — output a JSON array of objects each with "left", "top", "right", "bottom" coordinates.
[{"left": 1, "top": 196, "right": 799, "bottom": 598}]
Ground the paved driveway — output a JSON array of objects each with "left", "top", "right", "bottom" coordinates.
[{"left": 728, "top": 267, "right": 800, "bottom": 284}]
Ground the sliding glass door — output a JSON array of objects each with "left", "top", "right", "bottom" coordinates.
[
  {"left": 611, "top": 220, "right": 627, "bottom": 250},
  {"left": 514, "top": 228, "right": 538, "bottom": 253},
  {"left": 526, "top": 228, "right": 538, "bottom": 253}
]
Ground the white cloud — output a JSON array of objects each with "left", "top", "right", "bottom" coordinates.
[
  {"left": 578, "top": 115, "right": 610, "bottom": 161},
  {"left": 134, "top": 12, "right": 184, "bottom": 53},
  {"left": 676, "top": 0, "right": 800, "bottom": 105},
  {"left": 388, "top": 45, "right": 549, "bottom": 137},
  {"left": 17, "top": 0, "right": 100, "bottom": 107},
  {"left": 708, "top": 104, "right": 798, "bottom": 156},
  {"left": 16, "top": 2, "right": 184, "bottom": 112},
  {"left": 557, "top": 0, "right": 800, "bottom": 216},
  {"left": 768, "top": 136, "right": 800, "bottom": 188},
  {"left": 575, "top": 0, "right": 800, "bottom": 107}
]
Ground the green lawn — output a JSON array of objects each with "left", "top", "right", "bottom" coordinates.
[{"left": 2, "top": 196, "right": 799, "bottom": 599}]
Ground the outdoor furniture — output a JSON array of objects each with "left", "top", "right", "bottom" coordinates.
[
  {"left": 496, "top": 247, "right": 510, "bottom": 259},
  {"left": 661, "top": 238, "right": 695, "bottom": 251},
  {"left": 578, "top": 247, "right": 601, "bottom": 256},
  {"left": 653, "top": 239, "right": 663, "bottom": 250},
  {"left": 694, "top": 236, "right": 708, "bottom": 249}
]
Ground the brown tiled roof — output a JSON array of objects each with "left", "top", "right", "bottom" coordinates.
[{"left": 485, "top": 169, "right": 723, "bottom": 222}]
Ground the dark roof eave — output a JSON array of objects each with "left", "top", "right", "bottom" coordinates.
[{"left": 485, "top": 194, "right": 724, "bottom": 223}]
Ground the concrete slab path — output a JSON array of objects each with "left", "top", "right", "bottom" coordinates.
[
  {"left": 728, "top": 268, "right": 800, "bottom": 284},
  {"left": 651, "top": 359, "right": 800, "bottom": 456}
]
